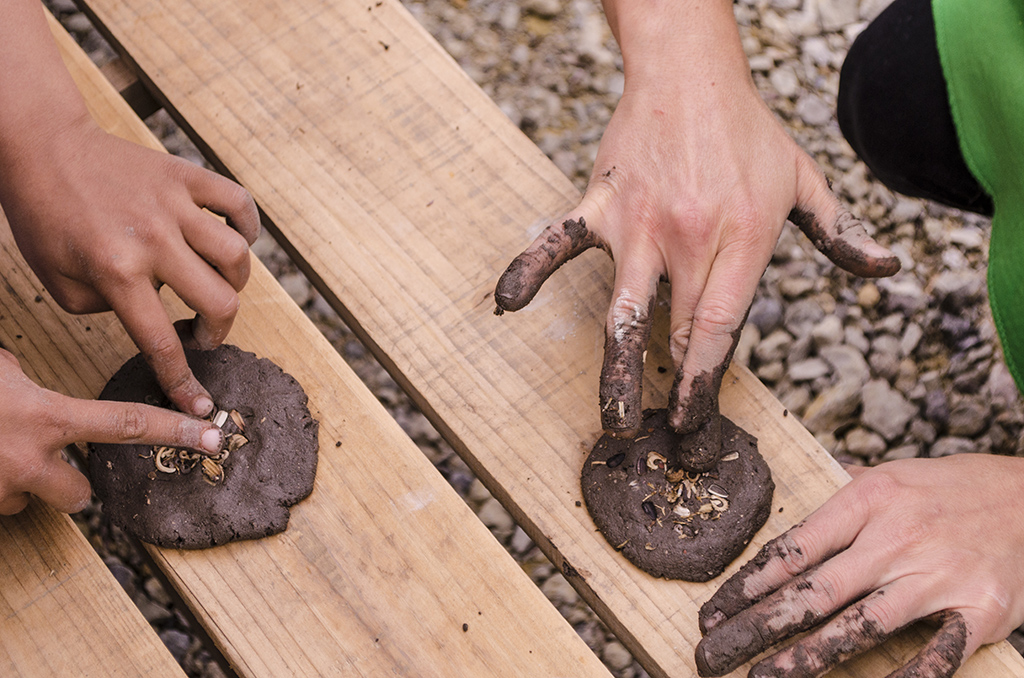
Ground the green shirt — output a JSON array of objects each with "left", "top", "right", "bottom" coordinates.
[{"left": 933, "top": 0, "right": 1024, "bottom": 393}]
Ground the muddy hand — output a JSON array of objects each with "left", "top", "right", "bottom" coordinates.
[{"left": 694, "top": 456, "right": 1024, "bottom": 677}]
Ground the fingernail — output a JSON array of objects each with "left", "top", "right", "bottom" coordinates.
[
  {"left": 201, "top": 428, "right": 224, "bottom": 455},
  {"left": 193, "top": 396, "right": 215, "bottom": 417}
]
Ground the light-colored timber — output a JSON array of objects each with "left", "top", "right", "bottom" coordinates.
[
  {"left": 65, "top": 0, "right": 1024, "bottom": 676},
  {"left": 0, "top": 10, "right": 612, "bottom": 678}
]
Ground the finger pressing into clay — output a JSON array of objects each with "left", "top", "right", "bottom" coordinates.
[
  {"left": 105, "top": 282, "right": 213, "bottom": 418},
  {"left": 791, "top": 155, "right": 900, "bottom": 278},
  {"left": 494, "top": 216, "right": 600, "bottom": 314},
  {"left": 699, "top": 499, "right": 867, "bottom": 634},
  {"left": 181, "top": 210, "right": 252, "bottom": 292},
  {"left": 667, "top": 258, "right": 754, "bottom": 470},
  {"left": 599, "top": 274, "right": 657, "bottom": 438},
  {"left": 159, "top": 250, "right": 241, "bottom": 351},
  {"left": 745, "top": 586, "right": 913, "bottom": 678},
  {"left": 887, "top": 611, "right": 969, "bottom": 678},
  {"left": 56, "top": 395, "right": 224, "bottom": 455},
  {"left": 184, "top": 163, "right": 261, "bottom": 245},
  {"left": 695, "top": 553, "right": 880, "bottom": 676}
]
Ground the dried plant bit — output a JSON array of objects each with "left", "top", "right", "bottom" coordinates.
[
  {"left": 229, "top": 409, "right": 245, "bottom": 432},
  {"left": 673, "top": 504, "right": 691, "bottom": 518},
  {"left": 644, "top": 542, "right": 655, "bottom": 551},
  {"left": 646, "top": 451, "right": 667, "bottom": 471},
  {"left": 720, "top": 452, "right": 740, "bottom": 462},
  {"left": 666, "top": 469, "right": 688, "bottom": 484},
  {"left": 201, "top": 458, "right": 225, "bottom": 485},
  {"left": 227, "top": 433, "right": 249, "bottom": 453},
  {"left": 138, "top": 449, "right": 154, "bottom": 459},
  {"left": 155, "top": 447, "right": 178, "bottom": 473},
  {"left": 607, "top": 452, "right": 626, "bottom": 468},
  {"left": 710, "top": 496, "right": 729, "bottom": 512},
  {"left": 708, "top": 484, "right": 729, "bottom": 498},
  {"left": 697, "top": 503, "right": 714, "bottom": 515},
  {"left": 615, "top": 539, "right": 630, "bottom": 550},
  {"left": 642, "top": 500, "right": 657, "bottom": 520},
  {"left": 212, "top": 410, "right": 229, "bottom": 428}
]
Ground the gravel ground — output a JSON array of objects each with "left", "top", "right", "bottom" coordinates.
[{"left": 45, "top": 0, "right": 1024, "bottom": 674}]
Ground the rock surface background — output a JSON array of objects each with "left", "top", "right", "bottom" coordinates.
[{"left": 42, "top": 0, "right": 1024, "bottom": 675}]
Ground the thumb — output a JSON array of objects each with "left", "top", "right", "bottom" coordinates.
[
  {"left": 53, "top": 394, "right": 224, "bottom": 455},
  {"left": 790, "top": 155, "right": 901, "bottom": 279}
]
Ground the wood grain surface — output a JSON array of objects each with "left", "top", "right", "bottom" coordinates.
[
  {"left": 0, "top": 12, "right": 610, "bottom": 678},
  {"left": 66, "top": 0, "right": 1024, "bottom": 676}
]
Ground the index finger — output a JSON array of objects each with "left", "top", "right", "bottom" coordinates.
[
  {"left": 53, "top": 393, "right": 224, "bottom": 454},
  {"left": 105, "top": 280, "right": 213, "bottom": 417}
]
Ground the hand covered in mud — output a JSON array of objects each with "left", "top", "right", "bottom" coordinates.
[
  {"left": 494, "top": 1, "right": 898, "bottom": 471},
  {"left": 695, "top": 455, "right": 1024, "bottom": 677},
  {"left": 0, "top": 118, "right": 260, "bottom": 417},
  {"left": 0, "top": 348, "right": 224, "bottom": 515}
]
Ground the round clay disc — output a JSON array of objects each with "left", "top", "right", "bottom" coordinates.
[
  {"left": 89, "top": 344, "right": 319, "bottom": 549},
  {"left": 581, "top": 409, "right": 774, "bottom": 581}
]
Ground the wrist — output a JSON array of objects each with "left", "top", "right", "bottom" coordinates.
[{"left": 607, "top": 0, "right": 751, "bottom": 92}]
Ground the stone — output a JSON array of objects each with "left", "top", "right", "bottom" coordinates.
[
  {"left": 985, "top": 362, "right": 1021, "bottom": 408},
  {"left": 910, "top": 419, "right": 938, "bottom": 445},
  {"left": 278, "top": 272, "right": 313, "bottom": 307},
  {"left": 510, "top": 526, "right": 534, "bottom": 555},
  {"left": 857, "top": 282, "right": 880, "bottom": 308},
  {"left": 780, "top": 276, "right": 816, "bottom": 299},
  {"left": 929, "top": 437, "right": 978, "bottom": 458},
  {"left": 788, "top": 357, "right": 831, "bottom": 382},
  {"left": 159, "top": 629, "right": 191, "bottom": 664},
  {"left": 900, "top": 322, "right": 924, "bottom": 357},
  {"left": 757, "top": 361, "right": 786, "bottom": 383},
  {"left": 811, "top": 315, "right": 844, "bottom": 348},
  {"left": 734, "top": 323, "right": 761, "bottom": 368},
  {"left": 948, "top": 227, "right": 984, "bottom": 250},
  {"left": 477, "top": 497, "right": 515, "bottom": 535},
  {"left": 796, "top": 94, "right": 833, "bottom": 127},
  {"left": 784, "top": 298, "right": 826, "bottom": 337},
  {"left": 803, "top": 379, "right": 862, "bottom": 434},
  {"left": 947, "top": 399, "right": 989, "bottom": 437},
  {"left": 523, "top": 0, "right": 560, "bottom": 19},
  {"left": 881, "top": 444, "right": 919, "bottom": 462},
  {"left": 602, "top": 641, "right": 635, "bottom": 672},
  {"left": 754, "top": 329, "right": 794, "bottom": 364},
  {"left": 878, "top": 278, "right": 928, "bottom": 315},
  {"left": 748, "top": 296, "right": 784, "bottom": 334},
  {"left": 860, "top": 379, "right": 918, "bottom": 441},
  {"left": 819, "top": 344, "right": 870, "bottom": 385},
  {"left": 924, "top": 389, "right": 951, "bottom": 426},
  {"left": 770, "top": 67, "right": 801, "bottom": 98},
  {"left": 541, "top": 573, "right": 578, "bottom": 607},
  {"left": 844, "top": 427, "right": 887, "bottom": 458}
]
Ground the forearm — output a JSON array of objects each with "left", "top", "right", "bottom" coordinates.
[
  {"left": 0, "top": 0, "right": 91, "bottom": 169},
  {"left": 600, "top": 0, "right": 751, "bottom": 90}
]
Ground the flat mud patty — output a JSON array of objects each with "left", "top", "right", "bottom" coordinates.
[
  {"left": 581, "top": 409, "right": 773, "bottom": 581},
  {"left": 90, "top": 344, "right": 319, "bottom": 549}
]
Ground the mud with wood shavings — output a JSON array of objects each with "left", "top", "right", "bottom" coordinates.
[
  {"left": 582, "top": 409, "right": 774, "bottom": 581},
  {"left": 90, "top": 344, "right": 319, "bottom": 549}
]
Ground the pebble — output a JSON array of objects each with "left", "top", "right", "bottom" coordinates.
[
  {"left": 748, "top": 296, "right": 785, "bottom": 334},
  {"left": 844, "top": 427, "right": 887, "bottom": 458},
  {"left": 930, "top": 437, "right": 978, "bottom": 457},
  {"left": 477, "top": 497, "right": 516, "bottom": 537},
  {"left": 803, "top": 379, "right": 862, "bottom": 434},
  {"left": 947, "top": 399, "right": 989, "bottom": 437},
  {"left": 860, "top": 379, "right": 918, "bottom": 441},
  {"left": 603, "top": 641, "right": 635, "bottom": 672},
  {"left": 811, "top": 315, "right": 843, "bottom": 348},
  {"left": 857, "top": 282, "right": 880, "bottom": 309},
  {"left": 541, "top": 574, "right": 579, "bottom": 608},
  {"left": 788, "top": 357, "right": 831, "bottom": 382}
]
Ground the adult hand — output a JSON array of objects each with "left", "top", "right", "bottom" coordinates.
[
  {"left": 695, "top": 455, "right": 1024, "bottom": 677},
  {"left": 0, "top": 348, "right": 224, "bottom": 515},
  {"left": 494, "top": 0, "right": 899, "bottom": 470},
  {"left": 1, "top": 117, "right": 259, "bottom": 417}
]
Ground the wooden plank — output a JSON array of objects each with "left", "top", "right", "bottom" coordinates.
[
  {"left": 69, "top": 1, "right": 1024, "bottom": 677},
  {"left": 4, "top": 12, "right": 614, "bottom": 678},
  {"left": 99, "top": 56, "right": 161, "bottom": 119},
  {"left": 0, "top": 494, "right": 185, "bottom": 677}
]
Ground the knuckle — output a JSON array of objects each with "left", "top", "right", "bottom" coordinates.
[
  {"left": 800, "top": 568, "right": 845, "bottom": 615},
  {"left": 110, "top": 405, "right": 150, "bottom": 442},
  {"left": 667, "top": 200, "right": 716, "bottom": 243},
  {"left": 692, "top": 298, "right": 742, "bottom": 338},
  {"left": 773, "top": 530, "right": 815, "bottom": 576},
  {"left": 205, "top": 292, "right": 241, "bottom": 325},
  {"left": 850, "top": 595, "right": 898, "bottom": 638},
  {"left": 609, "top": 291, "right": 651, "bottom": 329}
]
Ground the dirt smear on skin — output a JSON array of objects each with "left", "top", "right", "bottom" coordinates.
[
  {"left": 890, "top": 611, "right": 967, "bottom": 678},
  {"left": 582, "top": 409, "right": 773, "bottom": 582},
  {"left": 789, "top": 208, "right": 901, "bottom": 279},
  {"left": 600, "top": 296, "right": 656, "bottom": 436},
  {"left": 494, "top": 216, "right": 598, "bottom": 314},
  {"left": 668, "top": 323, "right": 744, "bottom": 472}
]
